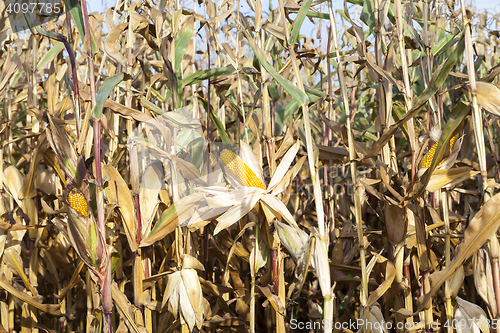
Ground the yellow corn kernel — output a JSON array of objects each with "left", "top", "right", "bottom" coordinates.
[
  {"left": 421, "top": 134, "right": 459, "bottom": 168},
  {"left": 67, "top": 187, "right": 88, "bottom": 216},
  {"left": 220, "top": 150, "right": 266, "bottom": 189}
]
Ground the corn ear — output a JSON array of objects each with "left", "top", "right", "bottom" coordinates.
[
  {"left": 63, "top": 187, "right": 108, "bottom": 276},
  {"left": 65, "top": 187, "right": 88, "bottom": 217},
  {"left": 421, "top": 134, "right": 460, "bottom": 168},
  {"left": 162, "top": 255, "right": 205, "bottom": 331},
  {"left": 220, "top": 150, "right": 265, "bottom": 189}
]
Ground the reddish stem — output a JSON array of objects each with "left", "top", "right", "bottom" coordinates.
[{"left": 272, "top": 248, "right": 278, "bottom": 295}]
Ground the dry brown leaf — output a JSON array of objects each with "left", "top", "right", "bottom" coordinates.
[
  {"left": 476, "top": 81, "right": 500, "bottom": 117},
  {"left": 111, "top": 282, "right": 149, "bottom": 333},
  {"left": 0, "top": 272, "right": 60, "bottom": 315},
  {"left": 102, "top": 165, "right": 137, "bottom": 251},
  {"left": 384, "top": 203, "right": 407, "bottom": 244},
  {"left": 417, "top": 192, "right": 500, "bottom": 311},
  {"left": 426, "top": 166, "right": 479, "bottom": 192}
]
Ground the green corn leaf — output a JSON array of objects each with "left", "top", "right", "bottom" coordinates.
[
  {"left": 36, "top": 42, "right": 65, "bottom": 70},
  {"left": 243, "top": 31, "right": 309, "bottom": 106},
  {"left": 289, "top": 0, "right": 312, "bottom": 46},
  {"left": 92, "top": 73, "right": 125, "bottom": 119},
  {"left": 183, "top": 67, "right": 235, "bottom": 86},
  {"left": 174, "top": 20, "right": 193, "bottom": 74},
  {"left": 63, "top": 0, "right": 97, "bottom": 53}
]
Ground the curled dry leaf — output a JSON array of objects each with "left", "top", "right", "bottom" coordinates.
[
  {"left": 3, "top": 165, "right": 25, "bottom": 207},
  {"left": 103, "top": 23, "right": 128, "bottom": 65},
  {"left": 358, "top": 304, "right": 389, "bottom": 333},
  {"left": 384, "top": 203, "right": 406, "bottom": 244},
  {"left": 162, "top": 256, "right": 204, "bottom": 331},
  {"left": 417, "top": 192, "right": 500, "bottom": 311},
  {"left": 249, "top": 238, "right": 268, "bottom": 277},
  {"left": 141, "top": 192, "right": 204, "bottom": 247},
  {"left": 455, "top": 297, "right": 490, "bottom": 333},
  {"left": 365, "top": 260, "right": 395, "bottom": 308},
  {"left": 313, "top": 233, "right": 331, "bottom": 298},
  {"left": 448, "top": 265, "right": 464, "bottom": 298},
  {"left": 0, "top": 272, "right": 60, "bottom": 315},
  {"left": 111, "top": 282, "right": 149, "bottom": 333},
  {"left": 139, "top": 162, "right": 163, "bottom": 237},
  {"left": 425, "top": 166, "right": 479, "bottom": 192},
  {"left": 476, "top": 81, "right": 500, "bottom": 117},
  {"left": 473, "top": 248, "right": 497, "bottom": 317},
  {"left": 102, "top": 165, "right": 137, "bottom": 252}
]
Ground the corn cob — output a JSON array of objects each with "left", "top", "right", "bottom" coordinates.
[
  {"left": 220, "top": 150, "right": 266, "bottom": 189},
  {"left": 67, "top": 187, "right": 88, "bottom": 216},
  {"left": 421, "top": 134, "right": 460, "bottom": 168}
]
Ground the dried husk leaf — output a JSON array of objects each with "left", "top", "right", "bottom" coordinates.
[
  {"left": 162, "top": 266, "right": 204, "bottom": 331},
  {"left": 473, "top": 248, "right": 497, "bottom": 316},
  {"left": 270, "top": 155, "right": 306, "bottom": 196},
  {"left": 425, "top": 166, "right": 478, "bottom": 192},
  {"left": 213, "top": 188, "right": 264, "bottom": 235},
  {"left": 141, "top": 192, "right": 204, "bottom": 246},
  {"left": 180, "top": 268, "right": 204, "bottom": 329},
  {"left": 313, "top": 233, "right": 331, "bottom": 298},
  {"left": 384, "top": 203, "right": 407, "bottom": 244},
  {"left": 448, "top": 265, "right": 464, "bottom": 298},
  {"left": 455, "top": 297, "right": 490, "bottom": 333},
  {"left": 239, "top": 141, "right": 265, "bottom": 185},
  {"left": 249, "top": 238, "right": 268, "bottom": 277},
  {"left": 139, "top": 162, "right": 163, "bottom": 237},
  {"left": 260, "top": 194, "right": 298, "bottom": 229},
  {"left": 476, "top": 81, "right": 500, "bottom": 117},
  {"left": 182, "top": 206, "right": 228, "bottom": 231},
  {"left": 275, "top": 221, "right": 309, "bottom": 261},
  {"left": 267, "top": 141, "right": 300, "bottom": 191},
  {"left": 102, "top": 165, "right": 137, "bottom": 251},
  {"left": 45, "top": 113, "right": 79, "bottom": 184},
  {"left": 66, "top": 206, "right": 108, "bottom": 276},
  {"left": 3, "top": 165, "right": 25, "bottom": 207}
]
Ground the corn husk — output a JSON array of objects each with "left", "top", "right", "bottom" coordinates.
[{"left": 162, "top": 255, "right": 205, "bottom": 331}]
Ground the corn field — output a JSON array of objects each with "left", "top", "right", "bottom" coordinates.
[{"left": 2, "top": 0, "right": 500, "bottom": 331}]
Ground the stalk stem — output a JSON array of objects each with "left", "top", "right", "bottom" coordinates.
[{"left": 327, "top": 0, "right": 368, "bottom": 309}]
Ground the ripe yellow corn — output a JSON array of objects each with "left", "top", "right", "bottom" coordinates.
[
  {"left": 421, "top": 134, "right": 459, "bottom": 168},
  {"left": 220, "top": 150, "right": 266, "bottom": 189},
  {"left": 67, "top": 187, "right": 88, "bottom": 216}
]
